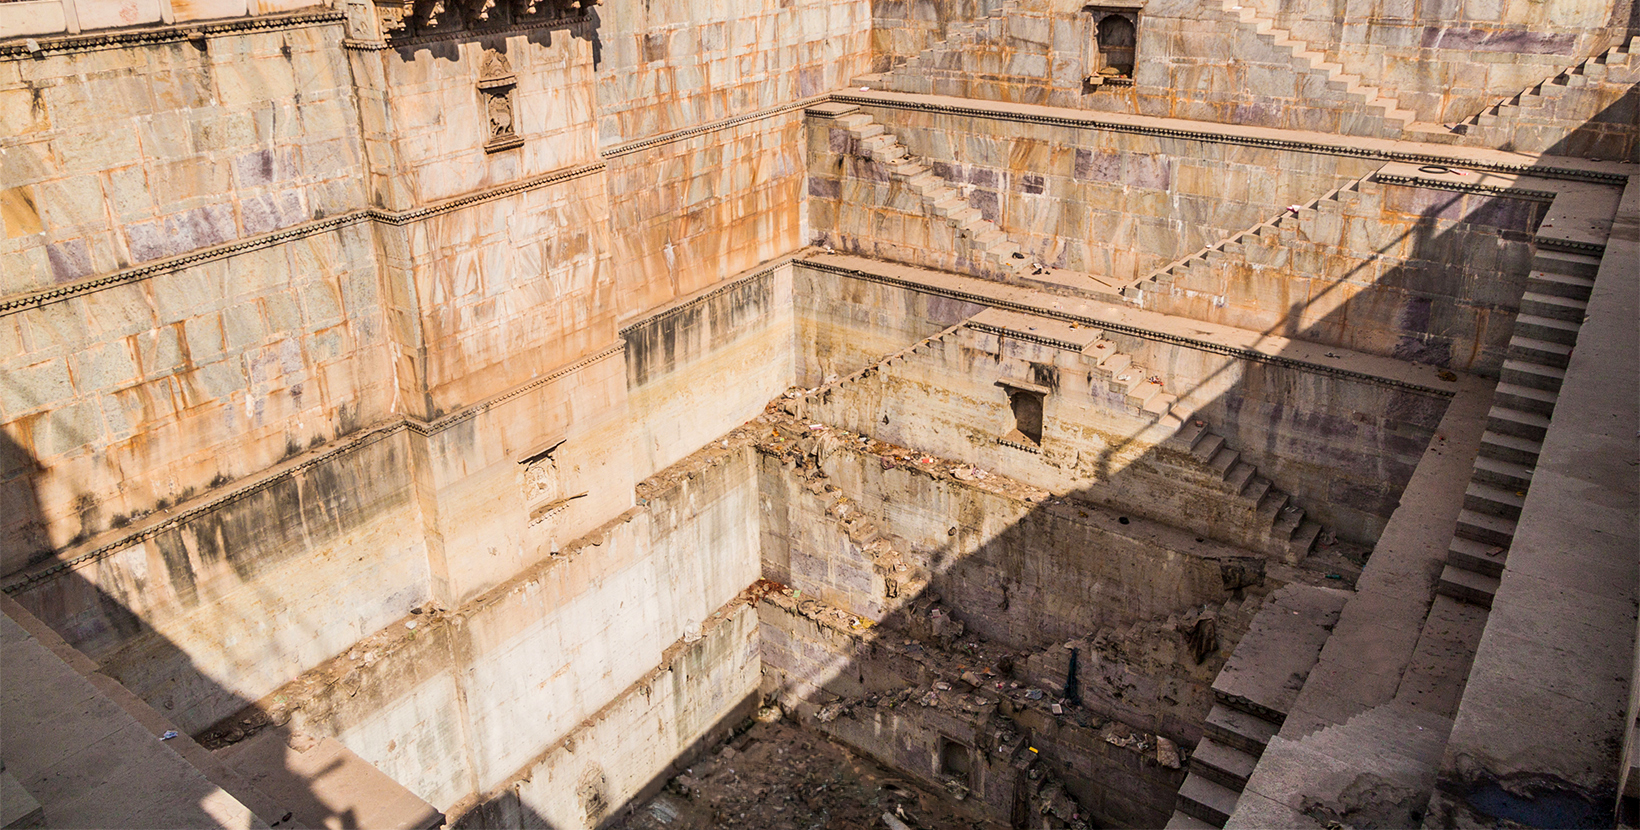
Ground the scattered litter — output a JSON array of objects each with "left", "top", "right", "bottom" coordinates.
[
  {"left": 1051, "top": 703, "right": 1063, "bottom": 714},
  {"left": 648, "top": 797, "right": 679, "bottom": 824},
  {"left": 1325, "top": 573, "right": 1342, "bottom": 580},
  {"left": 161, "top": 730, "right": 179, "bottom": 741},
  {"left": 1025, "top": 688, "right": 1044, "bottom": 700},
  {"left": 882, "top": 813, "right": 913, "bottom": 830},
  {"left": 405, "top": 621, "right": 417, "bottom": 630},
  {"left": 1288, "top": 204, "right": 1304, "bottom": 211},
  {"left": 1156, "top": 737, "right": 1182, "bottom": 769}
]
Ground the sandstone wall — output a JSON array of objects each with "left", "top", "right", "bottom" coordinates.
[
  {"left": 6, "top": 427, "right": 430, "bottom": 733},
  {"left": 592, "top": 0, "right": 871, "bottom": 146},
  {"left": 606, "top": 118, "right": 804, "bottom": 321},
  {"left": 1135, "top": 182, "right": 1548, "bottom": 376},
  {"left": 1268, "top": 0, "right": 1625, "bottom": 123},
  {"left": 807, "top": 104, "right": 1383, "bottom": 285},
  {"left": 185, "top": 439, "right": 765, "bottom": 819},
  {"left": 1, "top": 21, "right": 366, "bottom": 294},
  {"left": 624, "top": 263, "right": 796, "bottom": 482},
  {"left": 798, "top": 287, "right": 1447, "bottom": 543},
  {"left": 866, "top": 0, "right": 1619, "bottom": 135},
  {"left": 794, "top": 261, "right": 985, "bottom": 388},
  {"left": 0, "top": 220, "right": 393, "bottom": 565},
  {"left": 761, "top": 442, "right": 1238, "bottom": 648}
]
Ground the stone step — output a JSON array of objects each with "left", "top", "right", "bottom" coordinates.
[
  {"left": 1191, "top": 432, "right": 1226, "bottom": 463},
  {"left": 1111, "top": 368, "right": 1147, "bottom": 396},
  {"left": 1531, "top": 249, "right": 1603, "bottom": 278},
  {"left": 1190, "top": 737, "right": 1257, "bottom": 791},
  {"left": 1145, "top": 392, "right": 1179, "bottom": 416},
  {"left": 1240, "top": 475, "right": 1272, "bottom": 503},
  {"left": 1472, "top": 455, "right": 1533, "bottom": 491},
  {"left": 846, "top": 122, "right": 885, "bottom": 140},
  {"left": 1166, "top": 810, "right": 1219, "bottom": 830},
  {"left": 1506, "top": 335, "right": 1574, "bottom": 369},
  {"left": 835, "top": 113, "right": 873, "bottom": 129},
  {"left": 1437, "top": 563, "right": 1499, "bottom": 608},
  {"left": 1288, "top": 520, "right": 1323, "bottom": 561},
  {"left": 1225, "top": 461, "right": 1256, "bottom": 492},
  {"left": 1519, "top": 291, "right": 1588, "bottom": 323},
  {"left": 1525, "top": 269, "right": 1596, "bottom": 300},
  {"left": 1204, "top": 703, "right": 1279, "bottom": 757},
  {"left": 1272, "top": 501, "right": 1306, "bottom": 537},
  {"left": 1455, "top": 507, "right": 1517, "bottom": 548},
  {"left": 1513, "top": 313, "right": 1581, "bottom": 346},
  {"left": 1127, "top": 379, "right": 1166, "bottom": 408},
  {"left": 1486, "top": 405, "right": 1550, "bottom": 442},
  {"left": 1171, "top": 418, "right": 1208, "bottom": 451},
  {"left": 1500, "top": 359, "right": 1565, "bottom": 393},
  {"left": 1493, "top": 382, "right": 1558, "bottom": 417},
  {"left": 1256, "top": 490, "right": 1289, "bottom": 522},
  {"left": 1208, "top": 447, "right": 1240, "bottom": 477},
  {"left": 1478, "top": 430, "right": 1542, "bottom": 466},
  {"left": 1464, "top": 480, "right": 1526, "bottom": 520},
  {"left": 1177, "top": 773, "right": 1238, "bottom": 827},
  {"left": 1449, "top": 536, "right": 1508, "bottom": 579}
]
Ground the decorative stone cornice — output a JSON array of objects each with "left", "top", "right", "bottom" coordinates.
[
  {"left": 0, "top": 10, "right": 343, "bottom": 58},
  {"left": 601, "top": 96, "right": 825, "bottom": 158},
  {"left": 1376, "top": 172, "right": 1559, "bottom": 201}
]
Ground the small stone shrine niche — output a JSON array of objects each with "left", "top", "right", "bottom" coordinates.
[
  {"left": 1003, "top": 384, "right": 1046, "bottom": 447},
  {"left": 1085, "top": 4, "right": 1141, "bottom": 87},
  {"left": 519, "top": 439, "right": 571, "bottom": 529},
  {"left": 479, "top": 48, "right": 524, "bottom": 153}
]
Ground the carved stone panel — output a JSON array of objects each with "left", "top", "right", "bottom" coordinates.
[{"left": 479, "top": 48, "right": 523, "bottom": 153}]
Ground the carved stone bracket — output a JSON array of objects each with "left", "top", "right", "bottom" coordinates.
[{"left": 368, "top": 0, "right": 596, "bottom": 44}]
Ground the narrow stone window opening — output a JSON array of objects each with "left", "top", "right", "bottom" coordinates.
[
  {"left": 1098, "top": 16, "right": 1135, "bottom": 77},
  {"left": 1085, "top": 6, "right": 1141, "bottom": 88},
  {"left": 1008, "top": 388, "right": 1045, "bottom": 446},
  {"left": 939, "top": 738, "right": 975, "bottom": 788}
]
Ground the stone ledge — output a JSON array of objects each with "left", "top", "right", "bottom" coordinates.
[
  {"left": 800, "top": 252, "right": 1466, "bottom": 399},
  {"left": 828, "top": 90, "right": 1633, "bottom": 185},
  {"left": 0, "top": 9, "right": 342, "bottom": 58}
]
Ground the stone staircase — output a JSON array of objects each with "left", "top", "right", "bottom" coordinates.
[
  {"left": 1167, "top": 418, "right": 1324, "bottom": 564},
  {"left": 1439, "top": 35, "right": 1640, "bottom": 140},
  {"left": 1168, "top": 584, "right": 1350, "bottom": 828},
  {"left": 1218, "top": 0, "right": 1443, "bottom": 138},
  {"left": 1122, "top": 170, "right": 1382, "bottom": 304},
  {"left": 814, "top": 306, "right": 1327, "bottom": 563},
  {"left": 832, "top": 110, "right": 1043, "bottom": 281},
  {"left": 850, "top": 0, "right": 1024, "bottom": 88},
  {"left": 1435, "top": 247, "right": 1601, "bottom": 607}
]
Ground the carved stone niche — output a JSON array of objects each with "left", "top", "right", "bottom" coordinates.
[
  {"left": 519, "top": 438, "right": 582, "bottom": 530},
  {"left": 479, "top": 49, "right": 524, "bottom": 153},
  {"left": 1084, "top": 1, "right": 1144, "bottom": 89}
]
